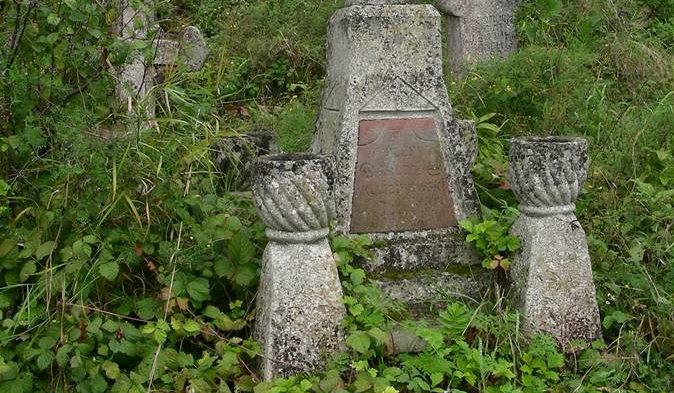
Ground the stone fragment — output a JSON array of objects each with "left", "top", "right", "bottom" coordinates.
[
  {"left": 115, "top": 0, "right": 154, "bottom": 112},
  {"left": 114, "top": 1, "right": 209, "bottom": 115},
  {"left": 211, "top": 132, "right": 278, "bottom": 191},
  {"left": 508, "top": 136, "right": 601, "bottom": 348},
  {"left": 313, "top": 4, "right": 481, "bottom": 286},
  {"left": 252, "top": 154, "right": 345, "bottom": 380},
  {"left": 436, "top": 0, "right": 520, "bottom": 72},
  {"left": 154, "top": 26, "right": 209, "bottom": 71}
]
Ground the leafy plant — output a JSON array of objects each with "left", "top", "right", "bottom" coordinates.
[{"left": 460, "top": 207, "right": 521, "bottom": 270}]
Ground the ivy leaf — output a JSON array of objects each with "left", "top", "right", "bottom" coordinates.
[
  {"left": 99, "top": 261, "right": 119, "bottom": 281},
  {"left": 186, "top": 278, "right": 210, "bottom": 302}
]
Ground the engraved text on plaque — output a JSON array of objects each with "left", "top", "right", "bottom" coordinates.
[{"left": 350, "top": 117, "right": 456, "bottom": 233}]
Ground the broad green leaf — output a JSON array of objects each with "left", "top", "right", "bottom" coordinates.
[
  {"left": 367, "top": 327, "right": 389, "bottom": 346},
  {"left": 135, "top": 298, "right": 156, "bottom": 320},
  {"left": 183, "top": 319, "right": 201, "bottom": 333},
  {"left": 35, "top": 241, "right": 55, "bottom": 259},
  {"left": 101, "top": 361, "right": 120, "bottom": 380},
  {"left": 0, "top": 180, "right": 9, "bottom": 197},
  {"left": 89, "top": 373, "right": 108, "bottom": 393},
  {"left": 47, "top": 13, "right": 61, "bottom": 25},
  {"left": 186, "top": 278, "right": 210, "bottom": 302},
  {"left": 477, "top": 112, "right": 497, "bottom": 123},
  {"left": 36, "top": 351, "right": 55, "bottom": 370},
  {"left": 233, "top": 263, "right": 257, "bottom": 286},
  {"left": 203, "top": 305, "right": 224, "bottom": 320},
  {"left": 350, "top": 269, "right": 366, "bottom": 285},
  {"left": 547, "top": 352, "right": 565, "bottom": 369},
  {"left": 603, "top": 310, "right": 631, "bottom": 329},
  {"left": 0, "top": 239, "right": 15, "bottom": 258},
  {"left": 228, "top": 232, "right": 255, "bottom": 265},
  {"left": 99, "top": 261, "right": 119, "bottom": 281},
  {"left": 19, "top": 261, "right": 36, "bottom": 282},
  {"left": 224, "top": 216, "right": 242, "bottom": 231},
  {"left": 214, "top": 258, "right": 233, "bottom": 278},
  {"left": 349, "top": 303, "right": 364, "bottom": 316},
  {"left": 346, "top": 331, "right": 371, "bottom": 354},
  {"left": 539, "top": 0, "right": 561, "bottom": 17}
]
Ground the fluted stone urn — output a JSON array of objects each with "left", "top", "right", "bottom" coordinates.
[
  {"left": 508, "top": 137, "right": 601, "bottom": 348},
  {"left": 252, "top": 154, "right": 345, "bottom": 380}
]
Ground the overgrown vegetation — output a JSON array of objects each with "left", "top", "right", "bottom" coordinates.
[{"left": 0, "top": 0, "right": 672, "bottom": 391}]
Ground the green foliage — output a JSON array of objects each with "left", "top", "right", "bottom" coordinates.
[
  {"left": 460, "top": 207, "right": 521, "bottom": 270},
  {"left": 471, "top": 113, "right": 510, "bottom": 191},
  {"left": 0, "top": 0, "right": 672, "bottom": 390}
]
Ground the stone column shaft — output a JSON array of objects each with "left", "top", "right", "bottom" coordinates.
[
  {"left": 252, "top": 154, "right": 345, "bottom": 379},
  {"left": 509, "top": 136, "right": 601, "bottom": 348}
]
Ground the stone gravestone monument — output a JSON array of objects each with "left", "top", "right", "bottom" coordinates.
[
  {"left": 313, "top": 0, "right": 484, "bottom": 312},
  {"left": 508, "top": 137, "right": 601, "bottom": 348},
  {"left": 436, "top": 0, "right": 520, "bottom": 72},
  {"left": 252, "top": 154, "right": 345, "bottom": 379},
  {"left": 115, "top": 1, "right": 208, "bottom": 116}
]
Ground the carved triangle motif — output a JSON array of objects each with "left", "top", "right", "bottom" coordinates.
[{"left": 361, "top": 76, "right": 437, "bottom": 112}]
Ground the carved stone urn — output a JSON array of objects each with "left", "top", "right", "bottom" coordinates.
[
  {"left": 508, "top": 137, "right": 601, "bottom": 348},
  {"left": 251, "top": 154, "right": 345, "bottom": 379}
]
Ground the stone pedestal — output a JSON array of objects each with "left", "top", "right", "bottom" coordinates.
[
  {"left": 252, "top": 154, "right": 345, "bottom": 380},
  {"left": 436, "top": 0, "right": 519, "bottom": 72},
  {"left": 313, "top": 3, "right": 481, "bottom": 295},
  {"left": 508, "top": 137, "right": 601, "bottom": 348}
]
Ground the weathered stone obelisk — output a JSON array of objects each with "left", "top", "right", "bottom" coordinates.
[{"left": 313, "top": 0, "right": 485, "bottom": 312}]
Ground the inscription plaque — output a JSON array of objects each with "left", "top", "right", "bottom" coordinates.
[{"left": 351, "top": 117, "right": 456, "bottom": 233}]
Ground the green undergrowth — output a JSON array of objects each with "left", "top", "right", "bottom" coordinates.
[{"left": 1, "top": 0, "right": 672, "bottom": 391}]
